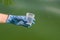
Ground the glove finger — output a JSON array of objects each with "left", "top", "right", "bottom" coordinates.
[
  {"left": 32, "top": 21, "right": 35, "bottom": 24},
  {"left": 32, "top": 18, "right": 35, "bottom": 21}
]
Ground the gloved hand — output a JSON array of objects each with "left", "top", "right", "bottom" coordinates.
[{"left": 6, "top": 13, "right": 35, "bottom": 28}]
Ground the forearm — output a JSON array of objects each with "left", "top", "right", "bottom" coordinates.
[{"left": 0, "top": 13, "right": 8, "bottom": 23}]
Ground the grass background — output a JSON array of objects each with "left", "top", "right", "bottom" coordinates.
[{"left": 0, "top": 0, "right": 60, "bottom": 40}]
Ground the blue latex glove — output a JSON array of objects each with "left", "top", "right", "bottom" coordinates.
[{"left": 6, "top": 15, "right": 35, "bottom": 28}]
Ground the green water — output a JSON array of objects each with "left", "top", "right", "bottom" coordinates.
[{"left": 0, "top": 0, "right": 60, "bottom": 40}]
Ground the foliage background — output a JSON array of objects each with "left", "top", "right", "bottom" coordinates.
[{"left": 0, "top": 0, "right": 60, "bottom": 40}]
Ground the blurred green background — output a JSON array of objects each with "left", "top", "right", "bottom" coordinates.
[{"left": 0, "top": 0, "right": 60, "bottom": 40}]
